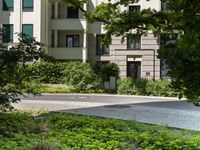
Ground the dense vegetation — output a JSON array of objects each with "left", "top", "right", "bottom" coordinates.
[
  {"left": 10, "top": 61, "right": 178, "bottom": 96},
  {"left": 21, "top": 61, "right": 119, "bottom": 89},
  {"left": 0, "top": 31, "right": 52, "bottom": 111},
  {"left": 13, "top": 61, "right": 178, "bottom": 97},
  {"left": 0, "top": 112, "right": 200, "bottom": 150},
  {"left": 117, "top": 78, "right": 179, "bottom": 97}
]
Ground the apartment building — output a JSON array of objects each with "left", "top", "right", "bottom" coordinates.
[
  {"left": 0, "top": 0, "right": 48, "bottom": 46},
  {"left": 0, "top": 0, "right": 161, "bottom": 79}
]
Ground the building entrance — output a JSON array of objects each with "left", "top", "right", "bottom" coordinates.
[{"left": 127, "top": 61, "right": 141, "bottom": 79}]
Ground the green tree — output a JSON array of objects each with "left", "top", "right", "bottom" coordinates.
[
  {"left": 63, "top": 61, "right": 99, "bottom": 89},
  {"left": 0, "top": 30, "right": 50, "bottom": 111},
  {"left": 50, "top": 0, "right": 200, "bottom": 104}
]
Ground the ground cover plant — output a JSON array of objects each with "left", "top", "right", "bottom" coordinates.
[{"left": 0, "top": 112, "right": 200, "bottom": 150}]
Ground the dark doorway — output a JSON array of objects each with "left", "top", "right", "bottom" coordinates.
[{"left": 127, "top": 61, "right": 141, "bottom": 78}]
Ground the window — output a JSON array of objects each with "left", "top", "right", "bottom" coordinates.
[
  {"left": 51, "top": 31, "right": 55, "bottom": 47},
  {"left": 22, "top": 24, "right": 33, "bottom": 38},
  {"left": 51, "top": 3, "right": 55, "bottom": 18},
  {"left": 129, "top": 5, "right": 140, "bottom": 13},
  {"left": 23, "top": 0, "right": 33, "bottom": 11},
  {"left": 66, "top": 35, "right": 80, "bottom": 47},
  {"left": 67, "top": 7, "right": 79, "bottom": 18},
  {"left": 3, "top": 24, "right": 13, "bottom": 43},
  {"left": 96, "top": 35, "right": 109, "bottom": 55},
  {"left": 127, "top": 35, "right": 141, "bottom": 49},
  {"left": 3, "top": 0, "right": 14, "bottom": 11}
]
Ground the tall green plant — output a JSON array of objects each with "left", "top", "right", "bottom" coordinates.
[
  {"left": 93, "top": 63, "right": 119, "bottom": 82},
  {"left": 63, "top": 62, "right": 100, "bottom": 89},
  {"left": 0, "top": 32, "right": 50, "bottom": 111}
]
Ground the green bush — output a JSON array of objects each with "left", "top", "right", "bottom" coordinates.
[
  {"left": 134, "top": 78, "right": 148, "bottom": 95},
  {"left": 146, "top": 80, "right": 177, "bottom": 97},
  {"left": 62, "top": 62, "right": 100, "bottom": 90},
  {"left": 93, "top": 63, "right": 119, "bottom": 82},
  {"left": 18, "top": 62, "right": 119, "bottom": 90},
  {"left": 117, "top": 78, "right": 178, "bottom": 97},
  {"left": 117, "top": 78, "right": 137, "bottom": 95},
  {"left": 21, "top": 62, "right": 67, "bottom": 84}
]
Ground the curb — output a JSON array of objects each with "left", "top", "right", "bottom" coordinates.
[{"left": 40, "top": 93, "right": 185, "bottom": 100}]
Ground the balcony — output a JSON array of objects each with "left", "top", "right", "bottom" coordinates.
[
  {"left": 51, "top": 19, "right": 87, "bottom": 30},
  {"left": 50, "top": 30, "right": 87, "bottom": 60},
  {"left": 50, "top": 2, "right": 87, "bottom": 30},
  {"left": 49, "top": 47, "right": 86, "bottom": 60}
]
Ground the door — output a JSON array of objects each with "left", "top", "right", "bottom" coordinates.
[
  {"left": 66, "top": 35, "right": 73, "bottom": 47},
  {"left": 127, "top": 61, "right": 141, "bottom": 79}
]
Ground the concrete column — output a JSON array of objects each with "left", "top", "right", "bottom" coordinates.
[
  {"left": 82, "top": 30, "right": 87, "bottom": 62},
  {"left": 13, "top": 0, "right": 21, "bottom": 43},
  {"left": 54, "top": 30, "right": 58, "bottom": 47},
  {"left": 83, "top": 3, "right": 87, "bottom": 11},
  {"left": 83, "top": 30, "right": 87, "bottom": 48},
  {"left": 55, "top": 2, "right": 58, "bottom": 19}
]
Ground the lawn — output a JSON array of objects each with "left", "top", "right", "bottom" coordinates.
[{"left": 0, "top": 112, "right": 200, "bottom": 150}]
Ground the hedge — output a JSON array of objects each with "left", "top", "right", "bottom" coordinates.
[
  {"left": 18, "top": 61, "right": 119, "bottom": 89},
  {"left": 117, "top": 78, "right": 179, "bottom": 97}
]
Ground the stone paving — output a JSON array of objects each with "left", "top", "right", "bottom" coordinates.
[
  {"left": 62, "top": 104, "right": 200, "bottom": 131},
  {"left": 14, "top": 94, "right": 200, "bottom": 131}
]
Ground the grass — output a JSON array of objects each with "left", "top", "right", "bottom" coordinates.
[
  {"left": 0, "top": 111, "right": 200, "bottom": 150},
  {"left": 37, "top": 85, "right": 106, "bottom": 94}
]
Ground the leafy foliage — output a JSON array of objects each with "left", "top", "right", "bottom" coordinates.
[
  {"left": 117, "top": 78, "right": 137, "bottom": 95},
  {"left": 117, "top": 78, "right": 178, "bottom": 97},
  {"left": 93, "top": 63, "right": 119, "bottom": 82},
  {"left": 0, "top": 112, "right": 200, "bottom": 149},
  {"left": 22, "top": 62, "right": 67, "bottom": 84},
  {"left": 62, "top": 61, "right": 100, "bottom": 89},
  {"left": 0, "top": 31, "right": 51, "bottom": 111},
  {"left": 146, "top": 80, "right": 179, "bottom": 97}
]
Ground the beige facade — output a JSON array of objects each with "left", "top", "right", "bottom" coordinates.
[{"left": 0, "top": 0, "right": 161, "bottom": 79}]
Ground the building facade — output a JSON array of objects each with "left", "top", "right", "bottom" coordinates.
[{"left": 0, "top": 0, "right": 161, "bottom": 79}]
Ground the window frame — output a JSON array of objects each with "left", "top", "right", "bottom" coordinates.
[
  {"left": 96, "top": 35, "right": 109, "bottom": 56},
  {"left": 22, "top": 0, "right": 34, "bottom": 11},
  {"left": 67, "top": 7, "right": 79, "bottom": 19},
  {"left": 129, "top": 5, "right": 141, "bottom": 13},
  {"left": 3, "top": 0, "right": 14, "bottom": 11},
  {"left": 127, "top": 35, "right": 141, "bottom": 49},
  {"left": 66, "top": 35, "right": 80, "bottom": 48},
  {"left": 22, "top": 24, "right": 34, "bottom": 38},
  {"left": 2, "top": 24, "right": 14, "bottom": 43}
]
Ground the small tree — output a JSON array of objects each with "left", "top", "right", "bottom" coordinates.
[
  {"left": 63, "top": 61, "right": 100, "bottom": 90},
  {"left": 0, "top": 31, "right": 50, "bottom": 111}
]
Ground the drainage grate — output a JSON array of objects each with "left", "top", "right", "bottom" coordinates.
[{"left": 69, "top": 96, "right": 91, "bottom": 99}]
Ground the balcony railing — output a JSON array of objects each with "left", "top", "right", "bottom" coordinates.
[
  {"left": 49, "top": 47, "right": 86, "bottom": 60},
  {"left": 51, "top": 19, "right": 87, "bottom": 30}
]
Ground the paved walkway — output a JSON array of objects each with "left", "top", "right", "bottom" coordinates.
[{"left": 13, "top": 94, "right": 200, "bottom": 131}]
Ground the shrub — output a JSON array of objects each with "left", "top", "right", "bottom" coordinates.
[
  {"left": 134, "top": 79, "right": 148, "bottom": 95},
  {"left": 24, "top": 62, "right": 67, "bottom": 84},
  {"left": 62, "top": 62, "right": 100, "bottom": 89},
  {"left": 93, "top": 63, "right": 119, "bottom": 82},
  {"left": 117, "top": 78, "right": 178, "bottom": 97},
  {"left": 117, "top": 78, "right": 137, "bottom": 95},
  {"left": 146, "top": 80, "right": 177, "bottom": 96}
]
